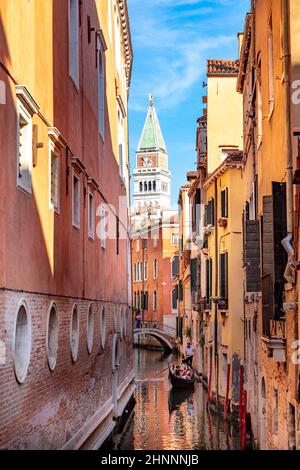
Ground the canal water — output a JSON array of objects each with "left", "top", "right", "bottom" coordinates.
[{"left": 113, "top": 349, "right": 242, "bottom": 450}]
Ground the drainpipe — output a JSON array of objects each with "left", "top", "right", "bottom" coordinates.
[
  {"left": 251, "top": 0, "right": 258, "bottom": 218},
  {"left": 214, "top": 179, "right": 219, "bottom": 404},
  {"left": 281, "top": 0, "right": 294, "bottom": 268},
  {"left": 281, "top": 0, "right": 299, "bottom": 405}
]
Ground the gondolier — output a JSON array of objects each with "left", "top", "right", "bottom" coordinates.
[{"left": 185, "top": 342, "right": 194, "bottom": 367}]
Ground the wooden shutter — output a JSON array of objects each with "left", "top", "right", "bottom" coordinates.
[
  {"left": 221, "top": 188, "right": 228, "bottom": 218},
  {"left": 245, "top": 220, "right": 261, "bottom": 292},
  {"left": 220, "top": 253, "right": 228, "bottom": 299},
  {"left": 190, "top": 258, "right": 198, "bottom": 291}
]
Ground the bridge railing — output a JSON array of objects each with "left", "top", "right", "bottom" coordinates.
[{"left": 134, "top": 320, "right": 177, "bottom": 338}]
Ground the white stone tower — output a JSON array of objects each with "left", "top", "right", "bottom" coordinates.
[{"left": 132, "top": 95, "right": 171, "bottom": 217}]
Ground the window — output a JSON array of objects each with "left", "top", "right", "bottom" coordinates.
[
  {"left": 142, "top": 292, "right": 148, "bottom": 311},
  {"left": 148, "top": 181, "right": 152, "bottom": 191},
  {"left": 88, "top": 192, "right": 95, "bottom": 239},
  {"left": 100, "top": 306, "right": 106, "bottom": 349},
  {"left": 136, "top": 239, "right": 140, "bottom": 252},
  {"left": 162, "top": 182, "right": 168, "bottom": 193},
  {"left": 153, "top": 290, "right": 157, "bottom": 310},
  {"left": 153, "top": 236, "right": 158, "bottom": 248},
  {"left": 206, "top": 258, "right": 212, "bottom": 307},
  {"left": 50, "top": 145, "right": 60, "bottom": 213},
  {"left": 118, "top": 107, "right": 125, "bottom": 179},
  {"left": 221, "top": 188, "right": 228, "bottom": 218},
  {"left": 100, "top": 205, "right": 107, "bottom": 249},
  {"left": 98, "top": 45, "right": 105, "bottom": 139},
  {"left": 171, "top": 255, "right": 179, "bottom": 278},
  {"left": 87, "top": 305, "right": 94, "bottom": 354},
  {"left": 70, "top": 305, "right": 79, "bottom": 362},
  {"left": 139, "top": 182, "right": 143, "bottom": 192},
  {"left": 153, "top": 181, "right": 156, "bottom": 191},
  {"left": 154, "top": 259, "right": 158, "bottom": 279},
  {"left": 144, "top": 182, "right": 148, "bottom": 192},
  {"left": 172, "top": 288, "right": 177, "bottom": 312},
  {"left": 72, "top": 172, "right": 80, "bottom": 228},
  {"left": 205, "top": 198, "right": 215, "bottom": 226},
  {"left": 220, "top": 252, "right": 228, "bottom": 300},
  {"left": 139, "top": 262, "right": 142, "bottom": 281},
  {"left": 17, "top": 102, "right": 32, "bottom": 193},
  {"left": 47, "top": 303, "right": 59, "bottom": 371},
  {"left": 134, "top": 263, "right": 138, "bottom": 282},
  {"left": 144, "top": 261, "right": 148, "bottom": 280},
  {"left": 268, "top": 15, "right": 275, "bottom": 115},
  {"left": 172, "top": 234, "right": 179, "bottom": 245},
  {"left": 69, "top": 0, "right": 79, "bottom": 87},
  {"left": 14, "top": 301, "right": 31, "bottom": 384}
]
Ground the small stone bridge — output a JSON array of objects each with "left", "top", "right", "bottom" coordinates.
[{"left": 133, "top": 321, "right": 177, "bottom": 350}]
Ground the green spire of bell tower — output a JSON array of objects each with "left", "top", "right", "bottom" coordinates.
[{"left": 137, "top": 95, "right": 167, "bottom": 154}]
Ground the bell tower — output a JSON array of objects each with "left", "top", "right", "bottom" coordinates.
[{"left": 132, "top": 95, "right": 171, "bottom": 216}]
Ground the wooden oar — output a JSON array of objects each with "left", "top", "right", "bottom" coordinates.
[{"left": 135, "top": 360, "right": 183, "bottom": 387}]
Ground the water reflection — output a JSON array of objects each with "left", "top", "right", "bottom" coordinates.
[{"left": 116, "top": 349, "right": 241, "bottom": 450}]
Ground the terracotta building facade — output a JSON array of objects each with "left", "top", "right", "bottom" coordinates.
[{"left": 0, "top": 0, "right": 133, "bottom": 449}]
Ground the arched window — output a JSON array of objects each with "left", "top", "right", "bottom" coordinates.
[
  {"left": 47, "top": 303, "right": 59, "bottom": 371},
  {"left": 153, "top": 259, "right": 158, "bottom": 279},
  {"left": 100, "top": 306, "right": 106, "bottom": 350},
  {"left": 148, "top": 181, "right": 152, "bottom": 191},
  {"left": 153, "top": 181, "right": 156, "bottom": 191},
  {"left": 86, "top": 305, "right": 94, "bottom": 355},
  {"left": 98, "top": 45, "right": 105, "bottom": 138},
  {"left": 144, "top": 182, "right": 148, "bottom": 192},
  {"left": 139, "top": 181, "right": 143, "bottom": 192},
  {"left": 172, "top": 288, "right": 178, "bottom": 312},
  {"left": 14, "top": 301, "right": 31, "bottom": 384},
  {"left": 153, "top": 290, "right": 157, "bottom": 310},
  {"left": 171, "top": 255, "right": 179, "bottom": 278},
  {"left": 70, "top": 305, "right": 79, "bottom": 362}
]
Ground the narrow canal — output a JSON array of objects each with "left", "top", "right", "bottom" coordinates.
[{"left": 113, "top": 349, "right": 242, "bottom": 450}]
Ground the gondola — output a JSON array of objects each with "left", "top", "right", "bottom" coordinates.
[{"left": 168, "top": 365, "right": 195, "bottom": 389}]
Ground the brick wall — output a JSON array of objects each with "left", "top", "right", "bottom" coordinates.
[{"left": 0, "top": 290, "right": 133, "bottom": 449}]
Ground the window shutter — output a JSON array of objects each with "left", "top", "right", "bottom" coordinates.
[
  {"left": 220, "top": 253, "right": 228, "bottom": 299},
  {"left": 245, "top": 220, "right": 261, "bottom": 292},
  {"left": 262, "top": 195, "right": 274, "bottom": 277},
  {"left": 221, "top": 190, "right": 226, "bottom": 218},
  {"left": 190, "top": 258, "right": 198, "bottom": 292}
]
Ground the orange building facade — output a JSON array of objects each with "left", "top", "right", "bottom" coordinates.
[
  {"left": 132, "top": 214, "right": 179, "bottom": 334},
  {"left": 0, "top": 0, "right": 133, "bottom": 449}
]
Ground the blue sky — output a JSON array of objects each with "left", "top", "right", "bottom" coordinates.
[{"left": 127, "top": 0, "right": 250, "bottom": 207}]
